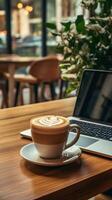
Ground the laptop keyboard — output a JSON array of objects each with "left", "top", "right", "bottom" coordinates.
[{"left": 70, "top": 119, "right": 112, "bottom": 141}]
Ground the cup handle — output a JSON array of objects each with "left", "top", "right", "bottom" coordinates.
[{"left": 65, "top": 124, "right": 80, "bottom": 149}]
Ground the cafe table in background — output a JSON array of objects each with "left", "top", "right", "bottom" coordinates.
[{"left": 0, "top": 54, "right": 41, "bottom": 107}]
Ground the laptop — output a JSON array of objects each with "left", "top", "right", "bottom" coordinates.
[{"left": 69, "top": 69, "right": 112, "bottom": 159}]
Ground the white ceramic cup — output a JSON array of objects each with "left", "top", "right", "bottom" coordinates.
[{"left": 30, "top": 115, "right": 80, "bottom": 159}]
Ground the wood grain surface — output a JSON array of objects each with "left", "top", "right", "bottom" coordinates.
[{"left": 0, "top": 97, "right": 112, "bottom": 200}]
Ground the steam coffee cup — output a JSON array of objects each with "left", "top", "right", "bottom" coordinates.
[{"left": 30, "top": 115, "right": 80, "bottom": 159}]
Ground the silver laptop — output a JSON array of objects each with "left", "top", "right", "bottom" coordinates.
[{"left": 69, "top": 69, "right": 112, "bottom": 159}]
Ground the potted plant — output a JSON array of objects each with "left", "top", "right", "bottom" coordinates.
[{"left": 47, "top": 0, "right": 112, "bottom": 94}]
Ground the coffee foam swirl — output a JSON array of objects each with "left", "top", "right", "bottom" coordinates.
[{"left": 38, "top": 116, "right": 64, "bottom": 127}]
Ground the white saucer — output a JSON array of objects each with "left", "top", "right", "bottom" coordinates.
[{"left": 20, "top": 143, "right": 81, "bottom": 167}]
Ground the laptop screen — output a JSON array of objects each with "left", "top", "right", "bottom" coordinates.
[{"left": 73, "top": 70, "right": 112, "bottom": 125}]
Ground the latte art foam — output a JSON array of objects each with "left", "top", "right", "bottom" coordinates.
[
  {"left": 38, "top": 116, "right": 64, "bottom": 127},
  {"left": 31, "top": 115, "right": 70, "bottom": 134}
]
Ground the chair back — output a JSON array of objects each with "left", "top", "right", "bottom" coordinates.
[{"left": 29, "top": 56, "right": 61, "bottom": 83}]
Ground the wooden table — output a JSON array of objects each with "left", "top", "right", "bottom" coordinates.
[
  {"left": 0, "top": 97, "right": 112, "bottom": 200},
  {"left": 0, "top": 54, "right": 39, "bottom": 107}
]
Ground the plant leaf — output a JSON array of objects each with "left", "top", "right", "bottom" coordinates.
[
  {"left": 61, "top": 21, "right": 71, "bottom": 32},
  {"left": 51, "top": 31, "right": 61, "bottom": 37},
  {"left": 75, "top": 15, "right": 85, "bottom": 34},
  {"left": 46, "top": 23, "right": 56, "bottom": 30}
]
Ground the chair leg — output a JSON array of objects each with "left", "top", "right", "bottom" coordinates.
[
  {"left": 59, "top": 80, "right": 69, "bottom": 98},
  {"left": 0, "top": 78, "right": 8, "bottom": 108},
  {"left": 49, "top": 82, "right": 56, "bottom": 100},
  {"left": 19, "top": 83, "right": 24, "bottom": 105},
  {"left": 1, "top": 85, "right": 8, "bottom": 108},
  {"left": 29, "top": 84, "right": 33, "bottom": 104},
  {"left": 41, "top": 82, "right": 56, "bottom": 101},
  {"left": 14, "top": 82, "right": 20, "bottom": 106},
  {"left": 63, "top": 80, "right": 69, "bottom": 97},
  {"left": 59, "top": 79, "right": 64, "bottom": 99},
  {"left": 33, "top": 83, "right": 39, "bottom": 103}
]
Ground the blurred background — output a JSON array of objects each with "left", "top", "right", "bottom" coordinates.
[{"left": 0, "top": 0, "right": 81, "bottom": 57}]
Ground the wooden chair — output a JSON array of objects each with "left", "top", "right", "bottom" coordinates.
[{"left": 9, "top": 56, "right": 61, "bottom": 106}]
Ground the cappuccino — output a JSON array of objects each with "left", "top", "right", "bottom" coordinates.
[{"left": 30, "top": 115, "right": 80, "bottom": 159}]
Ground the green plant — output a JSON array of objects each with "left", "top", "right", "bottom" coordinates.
[{"left": 47, "top": 0, "right": 112, "bottom": 93}]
